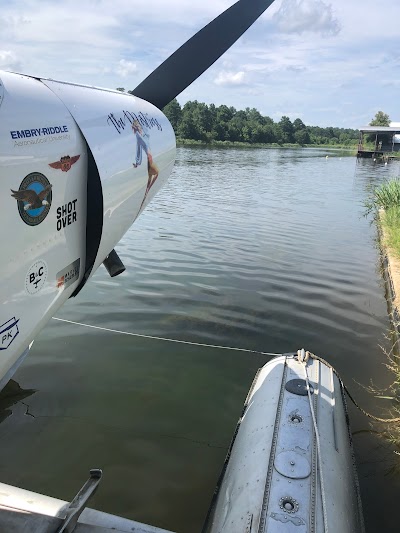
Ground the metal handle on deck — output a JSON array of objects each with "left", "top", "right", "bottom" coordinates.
[{"left": 57, "top": 468, "right": 102, "bottom": 533}]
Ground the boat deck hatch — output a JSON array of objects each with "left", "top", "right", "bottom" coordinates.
[
  {"left": 285, "top": 378, "right": 314, "bottom": 396},
  {"left": 275, "top": 450, "right": 311, "bottom": 479}
]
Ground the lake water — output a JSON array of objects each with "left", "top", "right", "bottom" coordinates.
[{"left": 0, "top": 146, "right": 399, "bottom": 532}]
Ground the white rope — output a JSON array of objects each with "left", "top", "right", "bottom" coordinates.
[
  {"left": 301, "top": 353, "right": 329, "bottom": 533},
  {"left": 52, "top": 317, "right": 282, "bottom": 357}
]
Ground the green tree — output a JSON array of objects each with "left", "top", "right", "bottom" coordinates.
[
  {"left": 246, "top": 107, "right": 264, "bottom": 125},
  {"left": 262, "top": 124, "right": 276, "bottom": 143},
  {"left": 158, "top": 96, "right": 359, "bottom": 145},
  {"left": 178, "top": 114, "right": 199, "bottom": 139},
  {"left": 209, "top": 103, "right": 217, "bottom": 125},
  {"left": 294, "top": 129, "right": 310, "bottom": 145},
  {"left": 242, "top": 124, "right": 252, "bottom": 143},
  {"left": 213, "top": 122, "right": 229, "bottom": 141},
  {"left": 163, "top": 99, "right": 182, "bottom": 131},
  {"left": 216, "top": 105, "right": 234, "bottom": 123},
  {"left": 227, "top": 125, "right": 240, "bottom": 142},
  {"left": 293, "top": 118, "right": 306, "bottom": 132},
  {"left": 370, "top": 111, "right": 390, "bottom": 127},
  {"left": 274, "top": 124, "right": 284, "bottom": 144},
  {"left": 250, "top": 124, "right": 266, "bottom": 143},
  {"left": 293, "top": 118, "right": 309, "bottom": 144},
  {"left": 192, "top": 102, "right": 213, "bottom": 134},
  {"left": 279, "top": 116, "right": 294, "bottom": 143}
]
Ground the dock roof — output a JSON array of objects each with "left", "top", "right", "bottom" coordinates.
[{"left": 360, "top": 126, "right": 400, "bottom": 133}]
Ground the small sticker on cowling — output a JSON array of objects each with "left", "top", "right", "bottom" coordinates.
[
  {"left": 49, "top": 155, "right": 80, "bottom": 172},
  {"left": 56, "top": 199, "right": 77, "bottom": 231},
  {"left": 25, "top": 260, "right": 48, "bottom": 294},
  {"left": 11, "top": 173, "right": 52, "bottom": 226},
  {"left": 0, "top": 317, "right": 19, "bottom": 350},
  {"left": 56, "top": 258, "right": 80, "bottom": 290}
]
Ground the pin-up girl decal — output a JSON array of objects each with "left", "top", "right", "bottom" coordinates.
[{"left": 132, "top": 120, "right": 159, "bottom": 209}]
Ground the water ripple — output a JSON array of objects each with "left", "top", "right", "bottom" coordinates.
[{"left": 5, "top": 147, "right": 399, "bottom": 533}]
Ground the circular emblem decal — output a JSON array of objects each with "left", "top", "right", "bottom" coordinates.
[
  {"left": 25, "top": 260, "right": 48, "bottom": 295},
  {"left": 11, "top": 172, "right": 52, "bottom": 226}
]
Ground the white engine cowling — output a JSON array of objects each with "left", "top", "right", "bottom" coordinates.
[{"left": 0, "top": 70, "right": 176, "bottom": 387}]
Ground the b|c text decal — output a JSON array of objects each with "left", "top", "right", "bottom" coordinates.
[{"left": 25, "top": 260, "right": 48, "bottom": 295}]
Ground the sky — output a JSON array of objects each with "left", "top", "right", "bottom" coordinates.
[{"left": 0, "top": 0, "right": 399, "bottom": 128}]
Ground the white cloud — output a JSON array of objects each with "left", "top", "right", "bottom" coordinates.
[
  {"left": 214, "top": 70, "right": 247, "bottom": 86},
  {"left": 10, "top": 7, "right": 119, "bottom": 48},
  {"left": 0, "top": 15, "right": 30, "bottom": 30},
  {"left": 1, "top": 0, "right": 400, "bottom": 127},
  {"left": 116, "top": 59, "right": 138, "bottom": 77},
  {"left": 92, "top": 0, "right": 231, "bottom": 25},
  {"left": 273, "top": 0, "right": 340, "bottom": 36},
  {"left": 0, "top": 50, "right": 21, "bottom": 71}
]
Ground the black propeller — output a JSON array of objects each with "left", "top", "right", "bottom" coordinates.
[
  {"left": 132, "top": 0, "right": 275, "bottom": 109},
  {"left": 101, "top": 0, "right": 275, "bottom": 283}
]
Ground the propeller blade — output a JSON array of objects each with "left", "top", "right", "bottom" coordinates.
[{"left": 131, "top": 0, "right": 275, "bottom": 109}]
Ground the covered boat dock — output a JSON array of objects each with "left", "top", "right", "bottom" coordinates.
[{"left": 357, "top": 126, "right": 400, "bottom": 158}]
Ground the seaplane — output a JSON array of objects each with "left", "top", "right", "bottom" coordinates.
[{"left": 0, "top": 1, "right": 365, "bottom": 531}]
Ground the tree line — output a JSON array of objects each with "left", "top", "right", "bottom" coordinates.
[
  {"left": 116, "top": 88, "right": 359, "bottom": 146},
  {"left": 162, "top": 99, "right": 359, "bottom": 146}
]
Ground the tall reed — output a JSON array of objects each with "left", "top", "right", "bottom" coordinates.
[{"left": 365, "top": 178, "right": 400, "bottom": 215}]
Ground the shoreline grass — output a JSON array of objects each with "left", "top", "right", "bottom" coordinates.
[
  {"left": 366, "top": 179, "right": 400, "bottom": 454},
  {"left": 364, "top": 178, "right": 400, "bottom": 217},
  {"left": 176, "top": 137, "right": 357, "bottom": 152},
  {"left": 380, "top": 207, "right": 400, "bottom": 259}
]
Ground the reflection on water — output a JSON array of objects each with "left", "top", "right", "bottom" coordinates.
[
  {"left": 0, "top": 147, "right": 399, "bottom": 532},
  {"left": 0, "top": 380, "right": 36, "bottom": 423}
]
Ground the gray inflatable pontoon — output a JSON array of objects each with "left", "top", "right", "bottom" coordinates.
[{"left": 204, "top": 351, "right": 365, "bottom": 533}]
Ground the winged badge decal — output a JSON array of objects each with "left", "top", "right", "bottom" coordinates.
[{"left": 49, "top": 155, "right": 80, "bottom": 172}]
